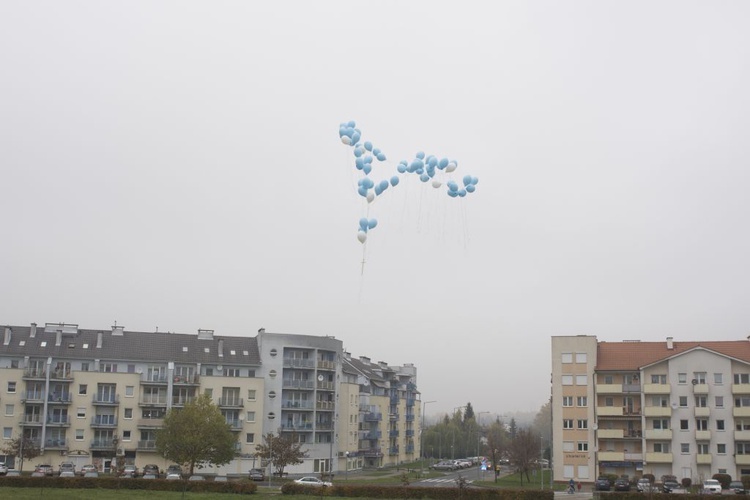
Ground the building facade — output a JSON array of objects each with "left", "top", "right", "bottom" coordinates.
[
  {"left": 552, "top": 335, "right": 750, "bottom": 485},
  {"left": 0, "top": 322, "right": 421, "bottom": 475}
]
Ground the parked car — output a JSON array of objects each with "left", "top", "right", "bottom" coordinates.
[
  {"left": 59, "top": 462, "right": 76, "bottom": 475},
  {"left": 142, "top": 473, "right": 157, "bottom": 479},
  {"left": 703, "top": 479, "right": 722, "bottom": 494},
  {"left": 0, "top": 462, "right": 7, "bottom": 475},
  {"left": 730, "top": 481, "right": 746, "bottom": 494},
  {"left": 249, "top": 468, "right": 265, "bottom": 481},
  {"left": 84, "top": 472, "right": 99, "bottom": 478},
  {"left": 188, "top": 475, "right": 205, "bottom": 481},
  {"left": 167, "top": 464, "right": 182, "bottom": 476},
  {"left": 79, "top": 464, "right": 97, "bottom": 476},
  {"left": 31, "top": 471, "right": 45, "bottom": 477},
  {"left": 166, "top": 473, "right": 181, "bottom": 480},
  {"left": 214, "top": 476, "right": 228, "bottom": 482},
  {"left": 294, "top": 476, "right": 332, "bottom": 487},
  {"left": 595, "top": 477, "right": 612, "bottom": 491},
  {"left": 59, "top": 470, "right": 75, "bottom": 478},
  {"left": 637, "top": 478, "right": 653, "bottom": 492},
  {"left": 120, "top": 464, "right": 138, "bottom": 477},
  {"left": 142, "top": 464, "right": 160, "bottom": 477},
  {"left": 615, "top": 479, "right": 631, "bottom": 491},
  {"left": 430, "top": 461, "right": 457, "bottom": 471},
  {"left": 663, "top": 480, "right": 681, "bottom": 493},
  {"left": 6, "top": 470, "right": 21, "bottom": 477},
  {"left": 35, "top": 464, "right": 54, "bottom": 476}
]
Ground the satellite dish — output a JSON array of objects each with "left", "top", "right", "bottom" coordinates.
[
  {"left": 216, "top": 365, "right": 223, "bottom": 371},
  {"left": 671, "top": 402, "right": 678, "bottom": 409},
  {"left": 363, "top": 379, "right": 370, "bottom": 386},
  {"left": 317, "top": 374, "right": 324, "bottom": 382}
]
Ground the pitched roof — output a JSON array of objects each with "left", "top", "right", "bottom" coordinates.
[
  {"left": 0, "top": 324, "right": 261, "bottom": 365},
  {"left": 596, "top": 340, "right": 750, "bottom": 371}
]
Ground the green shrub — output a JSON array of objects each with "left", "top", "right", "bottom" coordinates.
[
  {"left": 0, "top": 476, "right": 256, "bottom": 494},
  {"left": 682, "top": 477, "right": 692, "bottom": 488},
  {"left": 713, "top": 473, "right": 732, "bottom": 490}
]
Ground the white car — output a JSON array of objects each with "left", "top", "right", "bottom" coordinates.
[
  {"left": 702, "top": 479, "right": 722, "bottom": 494},
  {"left": 0, "top": 462, "right": 7, "bottom": 475},
  {"left": 165, "top": 473, "right": 182, "bottom": 480},
  {"left": 294, "top": 476, "right": 332, "bottom": 487}
]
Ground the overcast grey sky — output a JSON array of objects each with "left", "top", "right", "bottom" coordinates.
[{"left": 2, "top": 1, "right": 750, "bottom": 416}]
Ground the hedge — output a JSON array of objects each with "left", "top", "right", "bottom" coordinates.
[{"left": 0, "top": 475, "right": 257, "bottom": 494}]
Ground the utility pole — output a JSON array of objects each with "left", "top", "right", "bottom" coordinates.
[
  {"left": 477, "top": 411, "right": 489, "bottom": 480},
  {"left": 420, "top": 400, "right": 436, "bottom": 475}
]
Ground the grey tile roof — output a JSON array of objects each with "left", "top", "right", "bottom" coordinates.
[{"left": 1, "top": 324, "right": 261, "bottom": 365}]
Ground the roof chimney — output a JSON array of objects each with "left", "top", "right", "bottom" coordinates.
[
  {"left": 258, "top": 328, "right": 265, "bottom": 334},
  {"left": 96, "top": 332, "right": 103, "bottom": 349},
  {"left": 30, "top": 323, "right": 37, "bottom": 338},
  {"left": 3, "top": 327, "right": 11, "bottom": 346},
  {"left": 666, "top": 337, "right": 674, "bottom": 350},
  {"left": 359, "top": 356, "right": 371, "bottom": 364},
  {"left": 55, "top": 330, "right": 62, "bottom": 347},
  {"left": 218, "top": 339, "right": 224, "bottom": 358},
  {"left": 111, "top": 325, "right": 124, "bottom": 336}
]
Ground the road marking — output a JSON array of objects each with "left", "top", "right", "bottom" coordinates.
[{"left": 419, "top": 478, "right": 474, "bottom": 484}]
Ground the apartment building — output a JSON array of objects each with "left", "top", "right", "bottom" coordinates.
[
  {"left": 0, "top": 322, "right": 421, "bottom": 475},
  {"left": 552, "top": 335, "right": 750, "bottom": 485}
]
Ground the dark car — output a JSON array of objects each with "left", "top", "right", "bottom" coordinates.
[
  {"left": 596, "top": 477, "right": 612, "bottom": 491},
  {"left": 663, "top": 480, "right": 681, "bottom": 493},
  {"left": 142, "top": 464, "right": 160, "bottom": 477},
  {"left": 615, "top": 479, "right": 631, "bottom": 491},
  {"left": 730, "top": 481, "right": 747, "bottom": 494},
  {"left": 35, "top": 464, "right": 54, "bottom": 476},
  {"left": 249, "top": 468, "right": 265, "bottom": 481}
]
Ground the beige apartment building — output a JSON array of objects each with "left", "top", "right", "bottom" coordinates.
[
  {"left": 0, "top": 322, "right": 421, "bottom": 475},
  {"left": 552, "top": 335, "right": 750, "bottom": 485}
]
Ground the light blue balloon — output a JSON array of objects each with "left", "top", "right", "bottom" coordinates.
[
  {"left": 416, "top": 168, "right": 424, "bottom": 175},
  {"left": 363, "top": 164, "right": 372, "bottom": 175},
  {"left": 390, "top": 176, "right": 400, "bottom": 186},
  {"left": 416, "top": 151, "right": 425, "bottom": 160},
  {"left": 373, "top": 148, "right": 380, "bottom": 156},
  {"left": 364, "top": 155, "right": 373, "bottom": 164},
  {"left": 409, "top": 160, "right": 423, "bottom": 171},
  {"left": 368, "top": 218, "right": 378, "bottom": 230},
  {"left": 463, "top": 175, "right": 472, "bottom": 187},
  {"left": 347, "top": 120, "right": 356, "bottom": 128},
  {"left": 374, "top": 185, "right": 383, "bottom": 196},
  {"left": 379, "top": 180, "right": 389, "bottom": 191},
  {"left": 362, "top": 178, "right": 374, "bottom": 189},
  {"left": 472, "top": 176, "right": 479, "bottom": 185},
  {"left": 397, "top": 164, "right": 406, "bottom": 173},
  {"left": 376, "top": 153, "right": 386, "bottom": 161},
  {"left": 447, "top": 181, "right": 458, "bottom": 192},
  {"left": 419, "top": 173, "right": 430, "bottom": 182},
  {"left": 428, "top": 157, "right": 438, "bottom": 168},
  {"left": 352, "top": 132, "right": 361, "bottom": 144},
  {"left": 354, "top": 147, "right": 363, "bottom": 158},
  {"left": 358, "top": 187, "right": 367, "bottom": 197},
  {"left": 359, "top": 218, "right": 369, "bottom": 230},
  {"left": 447, "top": 190, "right": 458, "bottom": 198},
  {"left": 438, "top": 158, "right": 449, "bottom": 169},
  {"left": 458, "top": 189, "right": 467, "bottom": 197},
  {"left": 466, "top": 185, "right": 476, "bottom": 193},
  {"left": 364, "top": 141, "right": 373, "bottom": 151}
]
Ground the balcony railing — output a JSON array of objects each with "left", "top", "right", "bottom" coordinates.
[
  {"left": 172, "top": 396, "right": 195, "bottom": 406},
  {"left": 47, "top": 415, "right": 70, "bottom": 426},
  {"left": 139, "top": 396, "right": 168, "bottom": 405},
  {"left": 364, "top": 412, "right": 382, "bottom": 422},
  {"left": 137, "top": 440, "right": 157, "bottom": 450},
  {"left": 282, "top": 380, "right": 315, "bottom": 390},
  {"left": 389, "top": 412, "right": 399, "bottom": 420},
  {"left": 405, "top": 429, "right": 415, "bottom": 437},
  {"left": 360, "top": 448, "right": 383, "bottom": 457},
  {"left": 218, "top": 397, "right": 243, "bottom": 408},
  {"left": 389, "top": 430, "right": 399, "bottom": 437},
  {"left": 389, "top": 446, "right": 399, "bottom": 455},
  {"left": 317, "top": 422, "right": 334, "bottom": 430},
  {"left": 225, "top": 419, "right": 243, "bottom": 429},
  {"left": 48, "top": 393, "right": 72, "bottom": 404},
  {"left": 405, "top": 414, "right": 415, "bottom": 422},
  {"left": 137, "top": 418, "right": 165, "bottom": 428},
  {"left": 390, "top": 396, "right": 399, "bottom": 405},
  {"left": 92, "top": 394, "right": 120, "bottom": 405},
  {"left": 406, "top": 398, "right": 415, "bottom": 407},
  {"left": 317, "top": 360, "right": 336, "bottom": 370},
  {"left": 91, "top": 439, "right": 118, "bottom": 449},
  {"left": 283, "top": 358, "right": 315, "bottom": 369},
  {"left": 280, "top": 423, "right": 313, "bottom": 431},
  {"left": 405, "top": 444, "right": 415, "bottom": 453},
  {"left": 172, "top": 374, "right": 200, "bottom": 384},
  {"left": 317, "top": 381, "right": 334, "bottom": 391},
  {"left": 92, "top": 415, "right": 117, "bottom": 427},
  {"left": 142, "top": 374, "right": 169, "bottom": 383},
  {"left": 22, "top": 370, "right": 46, "bottom": 379},
  {"left": 44, "top": 439, "right": 68, "bottom": 449},
  {"left": 50, "top": 371, "right": 73, "bottom": 380},
  {"left": 283, "top": 400, "right": 314, "bottom": 410},
  {"left": 22, "top": 392, "right": 45, "bottom": 402},
  {"left": 20, "top": 415, "right": 43, "bottom": 425},
  {"left": 360, "top": 430, "right": 381, "bottom": 440},
  {"left": 316, "top": 401, "right": 334, "bottom": 410}
]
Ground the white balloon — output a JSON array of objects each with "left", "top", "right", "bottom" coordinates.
[
  {"left": 366, "top": 192, "right": 375, "bottom": 203},
  {"left": 431, "top": 180, "right": 442, "bottom": 188},
  {"left": 357, "top": 231, "right": 367, "bottom": 243},
  {"left": 445, "top": 163, "right": 457, "bottom": 173},
  {"left": 341, "top": 136, "right": 352, "bottom": 145}
]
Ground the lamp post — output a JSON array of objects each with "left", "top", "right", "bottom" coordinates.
[
  {"left": 477, "top": 411, "right": 490, "bottom": 480},
  {"left": 345, "top": 452, "right": 349, "bottom": 481},
  {"left": 452, "top": 406, "right": 466, "bottom": 460},
  {"left": 420, "top": 400, "right": 436, "bottom": 475}
]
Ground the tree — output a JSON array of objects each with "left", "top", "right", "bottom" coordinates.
[
  {"left": 508, "top": 418, "right": 517, "bottom": 440},
  {"left": 463, "top": 403, "right": 475, "bottom": 423},
  {"left": 255, "top": 432, "right": 308, "bottom": 477},
  {"left": 507, "top": 427, "right": 539, "bottom": 484},
  {"left": 485, "top": 420, "right": 507, "bottom": 483},
  {"left": 156, "top": 394, "right": 237, "bottom": 475},
  {"left": 532, "top": 399, "right": 552, "bottom": 459},
  {"left": 1, "top": 435, "right": 40, "bottom": 471}
]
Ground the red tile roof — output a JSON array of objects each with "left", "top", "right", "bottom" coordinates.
[{"left": 596, "top": 340, "right": 750, "bottom": 371}]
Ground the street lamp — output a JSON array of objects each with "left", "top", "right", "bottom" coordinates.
[
  {"left": 476, "top": 411, "right": 490, "bottom": 480},
  {"left": 452, "top": 406, "right": 466, "bottom": 460},
  {"left": 345, "top": 451, "right": 349, "bottom": 481},
  {"left": 420, "top": 400, "right": 436, "bottom": 475}
]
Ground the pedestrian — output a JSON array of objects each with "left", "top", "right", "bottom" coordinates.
[
  {"left": 569, "top": 478, "right": 575, "bottom": 494},
  {"left": 578, "top": 481, "right": 582, "bottom": 491}
]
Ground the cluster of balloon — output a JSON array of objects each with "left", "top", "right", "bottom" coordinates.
[{"left": 339, "top": 120, "right": 479, "bottom": 244}]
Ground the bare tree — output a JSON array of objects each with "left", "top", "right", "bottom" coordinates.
[
  {"left": 485, "top": 419, "right": 507, "bottom": 483},
  {"left": 254, "top": 431, "right": 308, "bottom": 477},
  {"left": 507, "top": 427, "right": 539, "bottom": 484},
  {"left": 2, "top": 435, "right": 40, "bottom": 471}
]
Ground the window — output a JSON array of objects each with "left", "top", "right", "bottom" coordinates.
[
  {"left": 127, "top": 364, "right": 135, "bottom": 373},
  {"left": 246, "top": 411, "right": 255, "bottom": 422},
  {"left": 654, "top": 442, "right": 669, "bottom": 453},
  {"left": 268, "top": 390, "right": 276, "bottom": 399},
  {"left": 738, "top": 443, "right": 750, "bottom": 455},
  {"left": 680, "top": 420, "right": 689, "bottom": 430},
  {"left": 652, "top": 396, "right": 668, "bottom": 407},
  {"left": 2, "top": 427, "right": 11, "bottom": 439},
  {"left": 695, "top": 396, "right": 707, "bottom": 407},
  {"left": 651, "top": 374, "right": 667, "bottom": 384},
  {"left": 718, "top": 443, "right": 726, "bottom": 454},
  {"left": 204, "top": 388, "right": 213, "bottom": 398},
  {"left": 246, "top": 433, "right": 255, "bottom": 444},
  {"left": 101, "top": 362, "right": 117, "bottom": 373},
  {"left": 735, "top": 374, "right": 750, "bottom": 384},
  {"left": 577, "top": 396, "right": 588, "bottom": 407},
  {"left": 604, "top": 375, "right": 614, "bottom": 384},
  {"left": 737, "top": 420, "right": 750, "bottom": 431},
  {"left": 562, "top": 396, "right": 573, "bottom": 407},
  {"left": 575, "top": 353, "right": 587, "bottom": 363},
  {"left": 577, "top": 419, "right": 588, "bottom": 430},
  {"left": 75, "top": 429, "right": 84, "bottom": 440},
  {"left": 225, "top": 368, "right": 240, "bottom": 377},
  {"left": 81, "top": 362, "right": 89, "bottom": 371},
  {"left": 124, "top": 408, "right": 133, "bottom": 419},
  {"left": 562, "top": 353, "right": 573, "bottom": 363},
  {"left": 562, "top": 375, "right": 573, "bottom": 386},
  {"left": 269, "top": 348, "right": 277, "bottom": 357},
  {"left": 698, "top": 443, "right": 709, "bottom": 454},
  {"left": 681, "top": 443, "right": 690, "bottom": 453},
  {"left": 122, "top": 430, "right": 131, "bottom": 441},
  {"left": 10, "top": 360, "right": 19, "bottom": 368},
  {"left": 4, "top": 404, "right": 14, "bottom": 416},
  {"left": 563, "top": 465, "right": 574, "bottom": 479},
  {"left": 563, "top": 441, "right": 574, "bottom": 452},
  {"left": 7, "top": 381, "right": 16, "bottom": 393},
  {"left": 717, "top": 420, "right": 725, "bottom": 431},
  {"left": 575, "top": 375, "right": 587, "bottom": 385},
  {"left": 248, "top": 389, "right": 256, "bottom": 400},
  {"left": 653, "top": 419, "right": 670, "bottom": 429},
  {"left": 714, "top": 373, "right": 723, "bottom": 384},
  {"left": 79, "top": 384, "right": 87, "bottom": 395},
  {"left": 247, "top": 370, "right": 255, "bottom": 377},
  {"left": 738, "top": 397, "right": 750, "bottom": 408},
  {"left": 716, "top": 396, "right": 724, "bottom": 408},
  {"left": 578, "top": 465, "right": 590, "bottom": 479},
  {"left": 697, "top": 419, "right": 708, "bottom": 431},
  {"left": 679, "top": 396, "right": 688, "bottom": 407},
  {"left": 577, "top": 442, "right": 589, "bottom": 451},
  {"left": 563, "top": 419, "right": 573, "bottom": 429},
  {"left": 77, "top": 408, "right": 86, "bottom": 418},
  {"left": 605, "top": 397, "right": 614, "bottom": 407},
  {"left": 678, "top": 373, "right": 687, "bottom": 384},
  {"left": 125, "top": 386, "right": 134, "bottom": 397},
  {"left": 694, "top": 372, "right": 706, "bottom": 384}
]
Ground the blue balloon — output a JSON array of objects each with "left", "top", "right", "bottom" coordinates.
[
  {"left": 358, "top": 187, "right": 367, "bottom": 197},
  {"left": 447, "top": 190, "right": 458, "bottom": 198},
  {"left": 397, "top": 164, "right": 406, "bottom": 173},
  {"left": 379, "top": 180, "right": 389, "bottom": 191},
  {"left": 376, "top": 153, "right": 386, "bottom": 161},
  {"left": 472, "top": 176, "right": 479, "bottom": 185},
  {"left": 363, "top": 164, "right": 372, "bottom": 175},
  {"left": 409, "top": 160, "right": 423, "bottom": 171},
  {"left": 428, "top": 157, "right": 438, "bottom": 168},
  {"left": 352, "top": 132, "right": 361, "bottom": 144},
  {"left": 362, "top": 178, "right": 374, "bottom": 189},
  {"left": 438, "top": 158, "right": 449, "bottom": 169},
  {"left": 359, "top": 218, "right": 369, "bottom": 230},
  {"left": 466, "top": 184, "right": 476, "bottom": 193},
  {"left": 364, "top": 155, "right": 373, "bottom": 164},
  {"left": 416, "top": 151, "right": 425, "bottom": 159},
  {"left": 364, "top": 141, "right": 373, "bottom": 151},
  {"left": 374, "top": 185, "right": 383, "bottom": 196},
  {"left": 347, "top": 120, "right": 356, "bottom": 128},
  {"left": 355, "top": 158, "right": 364, "bottom": 170},
  {"left": 419, "top": 173, "right": 430, "bottom": 182},
  {"left": 373, "top": 148, "right": 380, "bottom": 156},
  {"left": 458, "top": 189, "right": 467, "bottom": 197},
  {"left": 447, "top": 181, "right": 458, "bottom": 192},
  {"left": 390, "top": 176, "right": 400, "bottom": 186},
  {"left": 463, "top": 175, "right": 472, "bottom": 187},
  {"left": 354, "top": 147, "right": 363, "bottom": 158},
  {"left": 368, "top": 218, "right": 378, "bottom": 230}
]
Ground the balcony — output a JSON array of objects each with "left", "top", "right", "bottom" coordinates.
[
  {"left": 597, "top": 429, "right": 624, "bottom": 439},
  {"left": 22, "top": 369, "right": 46, "bottom": 380},
  {"left": 737, "top": 455, "right": 750, "bottom": 466},
  {"left": 139, "top": 396, "right": 168, "bottom": 406},
  {"left": 46, "top": 415, "right": 70, "bottom": 426},
  {"left": 405, "top": 414, "right": 415, "bottom": 422},
  {"left": 598, "top": 452, "right": 624, "bottom": 461},
  {"left": 693, "top": 383, "right": 709, "bottom": 395},
  {"left": 218, "top": 397, "right": 244, "bottom": 408},
  {"left": 645, "top": 452, "right": 672, "bottom": 463},
  {"left": 137, "top": 440, "right": 157, "bottom": 450},
  {"left": 624, "top": 453, "right": 644, "bottom": 461},
  {"left": 695, "top": 430, "right": 711, "bottom": 441},
  {"left": 643, "top": 383, "right": 671, "bottom": 394},
  {"left": 316, "top": 381, "right": 334, "bottom": 391},
  {"left": 225, "top": 419, "right": 243, "bottom": 430},
  {"left": 405, "top": 429, "right": 415, "bottom": 437},
  {"left": 644, "top": 406, "right": 671, "bottom": 417},
  {"left": 91, "top": 415, "right": 117, "bottom": 428},
  {"left": 172, "top": 374, "right": 199, "bottom": 385},
  {"left": 317, "top": 422, "right": 334, "bottom": 430},
  {"left": 360, "top": 430, "right": 381, "bottom": 440},
  {"left": 406, "top": 444, "right": 415, "bottom": 453},
  {"left": 644, "top": 429, "right": 672, "bottom": 440},
  {"left": 733, "top": 384, "right": 750, "bottom": 395},
  {"left": 91, "top": 439, "right": 118, "bottom": 450},
  {"left": 597, "top": 383, "right": 622, "bottom": 394},
  {"left": 388, "top": 446, "right": 399, "bottom": 456},
  {"left": 50, "top": 370, "right": 73, "bottom": 381},
  {"left": 22, "top": 392, "right": 45, "bottom": 403},
  {"left": 406, "top": 399, "right": 415, "bottom": 408},
  {"left": 142, "top": 374, "right": 169, "bottom": 384},
  {"left": 137, "top": 418, "right": 164, "bottom": 428},
  {"left": 625, "top": 429, "right": 643, "bottom": 438},
  {"left": 389, "top": 412, "right": 399, "bottom": 421},
  {"left": 283, "top": 358, "right": 315, "bottom": 369},
  {"left": 44, "top": 439, "right": 68, "bottom": 450},
  {"left": 316, "top": 401, "right": 334, "bottom": 411},
  {"left": 734, "top": 407, "right": 750, "bottom": 418},
  {"left": 92, "top": 394, "right": 120, "bottom": 405},
  {"left": 317, "top": 360, "right": 336, "bottom": 370},
  {"left": 736, "top": 430, "right": 750, "bottom": 441},
  {"left": 390, "top": 396, "right": 399, "bottom": 405},
  {"left": 361, "top": 448, "right": 383, "bottom": 457},
  {"left": 47, "top": 393, "right": 72, "bottom": 404},
  {"left": 171, "top": 396, "right": 195, "bottom": 406},
  {"left": 283, "top": 400, "right": 314, "bottom": 410},
  {"left": 695, "top": 407, "right": 710, "bottom": 417},
  {"left": 282, "top": 380, "right": 315, "bottom": 390},
  {"left": 597, "top": 407, "right": 624, "bottom": 417},
  {"left": 20, "top": 415, "right": 43, "bottom": 426},
  {"left": 389, "top": 430, "right": 399, "bottom": 438},
  {"left": 280, "top": 423, "right": 313, "bottom": 432},
  {"left": 697, "top": 454, "right": 712, "bottom": 465},
  {"left": 364, "top": 412, "right": 382, "bottom": 422}
]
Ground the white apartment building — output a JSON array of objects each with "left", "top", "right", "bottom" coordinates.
[{"left": 552, "top": 335, "right": 750, "bottom": 485}]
